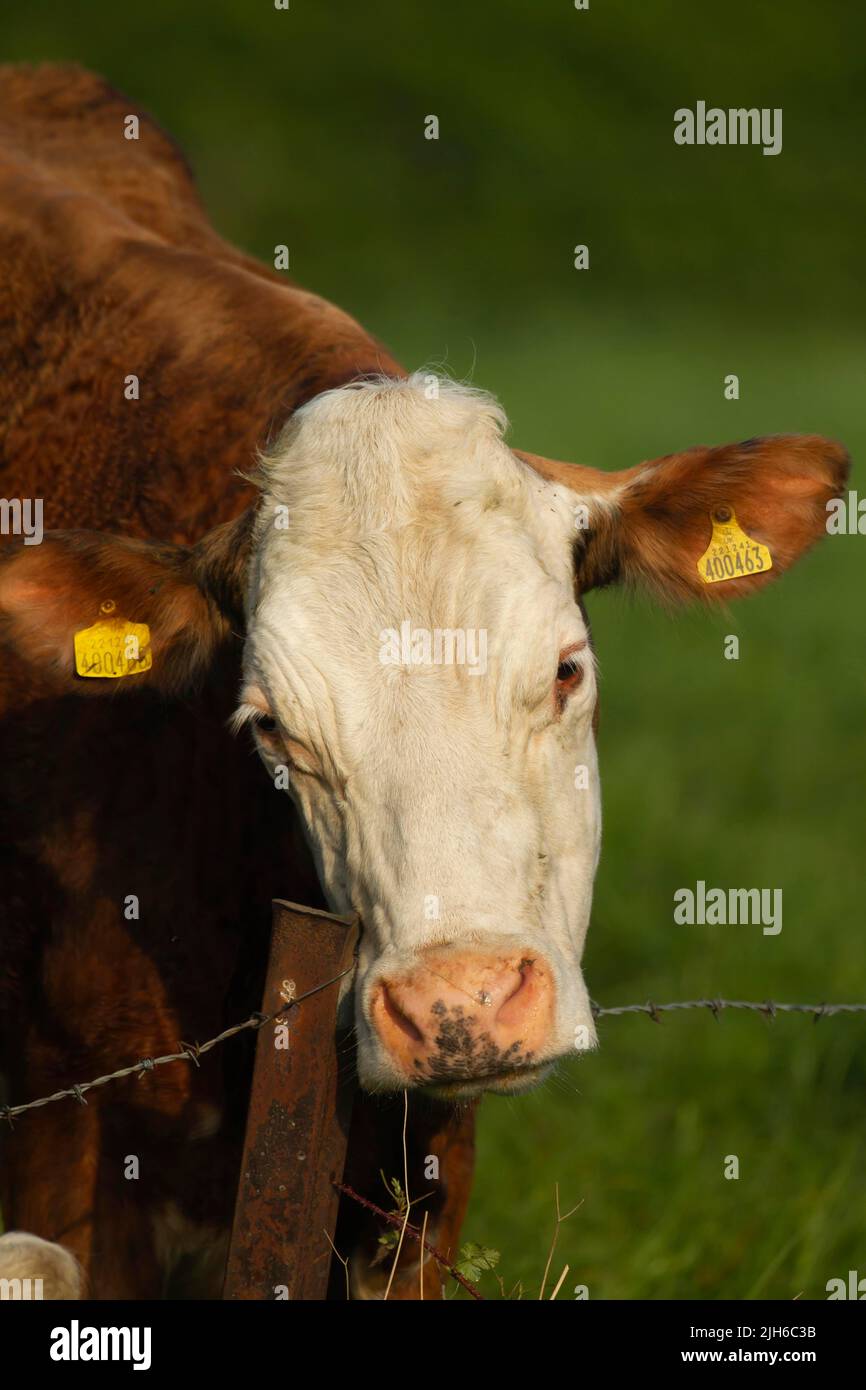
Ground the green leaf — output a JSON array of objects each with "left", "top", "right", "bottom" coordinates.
[{"left": 455, "top": 1242, "right": 500, "bottom": 1282}]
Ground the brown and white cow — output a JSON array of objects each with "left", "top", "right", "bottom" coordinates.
[{"left": 0, "top": 64, "right": 849, "bottom": 1298}]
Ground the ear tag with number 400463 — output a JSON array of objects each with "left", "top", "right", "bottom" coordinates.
[
  {"left": 697, "top": 507, "right": 773, "bottom": 585},
  {"left": 73, "top": 600, "right": 152, "bottom": 678}
]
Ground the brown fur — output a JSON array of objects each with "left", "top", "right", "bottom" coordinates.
[
  {"left": 0, "top": 64, "right": 462, "bottom": 1301},
  {"left": 0, "top": 64, "right": 402, "bottom": 543}
]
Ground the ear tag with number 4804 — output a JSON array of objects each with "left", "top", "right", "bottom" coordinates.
[
  {"left": 74, "top": 600, "right": 152, "bottom": 678},
  {"left": 697, "top": 507, "right": 773, "bottom": 585}
]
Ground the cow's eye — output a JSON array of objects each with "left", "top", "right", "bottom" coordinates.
[
  {"left": 556, "top": 653, "right": 584, "bottom": 688},
  {"left": 255, "top": 714, "right": 278, "bottom": 736}
]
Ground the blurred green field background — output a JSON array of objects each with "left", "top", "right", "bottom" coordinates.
[{"left": 5, "top": 0, "right": 864, "bottom": 1298}]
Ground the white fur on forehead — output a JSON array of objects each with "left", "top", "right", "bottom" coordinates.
[{"left": 255, "top": 373, "right": 524, "bottom": 536}]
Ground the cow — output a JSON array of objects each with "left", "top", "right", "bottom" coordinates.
[{"left": 0, "top": 64, "right": 849, "bottom": 1299}]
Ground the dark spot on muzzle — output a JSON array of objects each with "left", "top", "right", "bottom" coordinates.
[{"left": 410, "top": 999, "right": 537, "bottom": 1083}]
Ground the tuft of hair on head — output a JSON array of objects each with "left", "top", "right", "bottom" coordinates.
[{"left": 252, "top": 371, "right": 512, "bottom": 521}]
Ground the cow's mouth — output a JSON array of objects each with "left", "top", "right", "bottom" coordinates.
[{"left": 422, "top": 1059, "right": 554, "bottom": 1101}]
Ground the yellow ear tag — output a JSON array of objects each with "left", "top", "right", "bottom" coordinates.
[
  {"left": 74, "top": 601, "right": 152, "bottom": 678},
  {"left": 697, "top": 507, "right": 773, "bottom": 585}
]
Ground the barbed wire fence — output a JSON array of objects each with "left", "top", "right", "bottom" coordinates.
[{"left": 2, "top": 987, "right": 865, "bottom": 1124}]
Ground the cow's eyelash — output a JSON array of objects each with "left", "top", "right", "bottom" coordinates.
[
  {"left": 556, "top": 653, "right": 584, "bottom": 682},
  {"left": 229, "top": 703, "right": 276, "bottom": 736}
]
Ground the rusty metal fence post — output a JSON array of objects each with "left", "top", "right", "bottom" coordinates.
[{"left": 223, "top": 900, "right": 359, "bottom": 1300}]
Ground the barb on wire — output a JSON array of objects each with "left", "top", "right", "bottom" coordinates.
[{"left": 2, "top": 991, "right": 865, "bottom": 1126}]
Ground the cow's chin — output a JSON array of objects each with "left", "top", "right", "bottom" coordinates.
[
  {"left": 359, "top": 1059, "right": 555, "bottom": 1101},
  {"left": 423, "top": 1060, "right": 556, "bottom": 1101}
]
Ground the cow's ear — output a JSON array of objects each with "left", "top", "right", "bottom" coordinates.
[
  {"left": 0, "top": 511, "right": 253, "bottom": 696},
  {"left": 526, "top": 436, "right": 849, "bottom": 602}
]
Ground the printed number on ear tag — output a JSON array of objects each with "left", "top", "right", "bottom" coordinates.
[
  {"left": 697, "top": 507, "right": 773, "bottom": 585},
  {"left": 73, "top": 618, "right": 152, "bottom": 678}
]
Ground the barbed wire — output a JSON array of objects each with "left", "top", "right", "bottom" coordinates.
[
  {"left": 590, "top": 997, "right": 866, "bottom": 1021},
  {"left": 2, "top": 991, "right": 865, "bottom": 1124},
  {"left": 0, "top": 963, "right": 354, "bottom": 1125}
]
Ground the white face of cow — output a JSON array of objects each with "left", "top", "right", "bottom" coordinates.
[
  {"left": 235, "top": 376, "right": 600, "bottom": 1097},
  {"left": 218, "top": 380, "right": 844, "bottom": 1097}
]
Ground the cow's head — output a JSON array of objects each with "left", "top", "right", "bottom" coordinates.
[{"left": 0, "top": 375, "right": 848, "bottom": 1098}]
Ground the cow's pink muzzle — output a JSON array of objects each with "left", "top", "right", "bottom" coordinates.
[{"left": 369, "top": 946, "right": 555, "bottom": 1092}]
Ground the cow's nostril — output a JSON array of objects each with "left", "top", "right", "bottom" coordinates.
[
  {"left": 379, "top": 983, "right": 424, "bottom": 1045},
  {"left": 495, "top": 958, "right": 537, "bottom": 1026}
]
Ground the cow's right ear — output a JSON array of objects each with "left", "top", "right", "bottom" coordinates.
[{"left": 0, "top": 511, "right": 253, "bottom": 697}]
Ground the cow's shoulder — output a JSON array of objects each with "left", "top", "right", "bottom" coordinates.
[
  {"left": 0, "top": 63, "right": 276, "bottom": 281},
  {"left": 0, "top": 66, "right": 399, "bottom": 537},
  {"left": 0, "top": 65, "right": 199, "bottom": 242}
]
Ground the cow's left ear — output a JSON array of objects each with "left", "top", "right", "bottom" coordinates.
[
  {"left": 523, "top": 435, "right": 850, "bottom": 602},
  {"left": 0, "top": 510, "right": 253, "bottom": 697}
]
